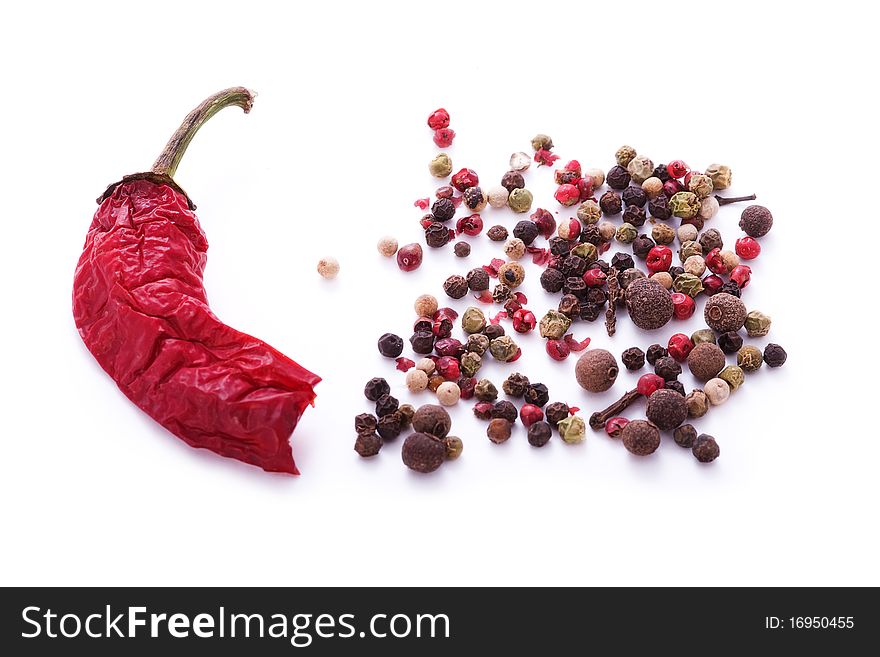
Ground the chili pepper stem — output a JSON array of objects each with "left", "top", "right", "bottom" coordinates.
[
  {"left": 151, "top": 87, "right": 255, "bottom": 178},
  {"left": 715, "top": 193, "right": 757, "bottom": 206}
]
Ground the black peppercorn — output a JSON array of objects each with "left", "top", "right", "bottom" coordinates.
[
  {"left": 652, "top": 164, "right": 671, "bottom": 182},
  {"left": 654, "top": 356, "right": 682, "bottom": 381},
  {"left": 599, "top": 191, "right": 622, "bottom": 215},
  {"left": 579, "top": 302, "right": 603, "bottom": 322},
  {"left": 584, "top": 287, "right": 607, "bottom": 306},
  {"left": 402, "top": 432, "right": 446, "bottom": 473},
  {"left": 763, "top": 343, "right": 787, "bottom": 367},
  {"left": 606, "top": 165, "right": 631, "bottom": 190},
  {"left": 622, "top": 185, "right": 647, "bottom": 207},
  {"left": 545, "top": 402, "right": 570, "bottom": 427},
  {"left": 698, "top": 228, "right": 723, "bottom": 253},
  {"left": 632, "top": 234, "right": 655, "bottom": 259},
  {"left": 355, "top": 413, "right": 378, "bottom": 434},
  {"left": 413, "top": 316, "right": 433, "bottom": 333},
  {"left": 466, "top": 267, "right": 490, "bottom": 291},
  {"left": 375, "top": 393, "right": 399, "bottom": 418},
  {"left": 483, "top": 323, "right": 505, "bottom": 340},
  {"left": 645, "top": 344, "right": 668, "bottom": 366},
  {"left": 410, "top": 330, "right": 435, "bottom": 354},
  {"left": 692, "top": 434, "right": 720, "bottom": 463},
  {"left": 443, "top": 274, "right": 469, "bottom": 299},
  {"left": 453, "top": 241, "right": 471, "bottom": 257},
  {"left": 645, "top": 388, "right": 687, "bottom": 431},
  {"left": 524, "top": 383, "right": 550, "bottom": 407},
  {"left": 579, "top": 224, "right": 603, "bottom": 246},
  {"left": 377, "top": 332, "right": 404, "bottom": 358},
  {"left": 527, "top": 421, "right": 552, "bottom": 447},
  {"left": 621, "top": 347, "right": 646, "bottom": 370},
  {"left": 548, "top": 236, "right": 573, "bottom": 256},
  {"left": 719, "top": 281, "right": 741, "bottom": 298},
  {"left": 564, "top": 277, "right": 588, "bottom": 299},
  {"left": 377, "top": 411, "right": 404, "bottom": 440},
  {"left": 354, "top": 432, "right": 382, "bottom": 457},
  {"left": 487, "top": 225, "right": 508, "bottom": 241},
  {"left": 648, "top": 194, "right": 671, "bottom": 220},
  {"left": 364, "top": 377, "right": 390, "bottom": 401},
  {"left": 668, "top": 266, "right": 685, "bottom": 279},
  {"left": 431, "top": 198, "right": 455, "bottom": 222},
  {"left": 491, "top": 400, "right": 518, "bottom": 423},
  {"left": 425, "top": 221, "right": 452, "bottom": 248},
  {"left": 592, "top": 259, "right": 610, "bottom": 274},
  {"left": 492, "top": 284, "right": 512, "bottom": 304},
  {"left": 622, "top": 205, "right": 647, "bottom": 227},
  {"left": 540, "top": 268, "right": 565, "bottom": 293},
  {"left": 610, "top": 252, "right": 635, "bottom": 272},
  {"left": 513, "top": 220, "right": 539, "bottom": 245},
  {"left": 562, "top": 255, "right": 588, "bottom": 278},
  {"left": 501, "top": 373, "right": 530, "bottom": 397},
  {"left": 501, "top": 170, "right": 525, "bottom": 192},
  {"left": 558, "top": 294, "right": 580, "bottom": 317},
  {"left": 717, "top": 331, "right": 743, "bottom": 354},
  {"left": 664, "top": 380, "right": 685, "bottom": 396},
  {"left": 673, "top": 423, "right": 698, "bottom": 448}
]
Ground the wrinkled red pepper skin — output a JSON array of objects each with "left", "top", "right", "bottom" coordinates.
[{"left": 73, "top": 178, "right": 320, "bottom": 474}]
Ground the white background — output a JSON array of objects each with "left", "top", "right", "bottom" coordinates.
[{"left": 1, "top": 1, "right": 877, "bottom": 586}]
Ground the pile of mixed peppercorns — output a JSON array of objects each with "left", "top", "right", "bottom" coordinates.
[{"left": 356, "top": 108, "right": 786, "bottom": 471}]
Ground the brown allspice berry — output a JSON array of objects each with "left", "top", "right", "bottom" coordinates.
[
  {"left": 687, "top": 342, "right": 726, "bottom": 382},
  {"left": 625, "top": 278, "right": 674, "bottom": 330},
  {"left": 692, "top": 434, "right": 720, "bottom": 463},
  {"left": 739, "top": 205, "right": 773, "bottom": 238},
  {"left": 645, "top": 388, "right": 688, "bottom": 431},
  {"left": 487, "top": 418, "right": 513, "bottom": 444},
  {"left": 704, "top": 293, "right": 747, "bottom": 332},
  {"left": 673, "top": 423, "right": 698, "bottom": 448},
  {"left": 621, "top": 420, "right": 661, "bottom": 456},
  {"left": 402, "top": 432, "right": 446, "bottom": 473},
  {"left": 354, "top": 432, "right": 382, "bottom": 458},
  {"left": 411, "top": 404, "right": 452, "bottom": 438},
  {"left": 575, "top": 349, "right": 619, "bottom": 393}
]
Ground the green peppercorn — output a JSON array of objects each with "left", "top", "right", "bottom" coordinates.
[
  {"left": 615, "top": 222, "right": 638, "bottom": 244},
  {"left": 466, "top": 333, "right": 490, "bottom": 355},
  {"left": 570, "top": 242, "right": 598, "bottom": 263},
  {"left": 474, "top": 378, "right": 498, "bottom": 402},
  {"left": 557, "top": 415, "right": 586, "bottom": 444},
  {"left": 507, "top": 188, "right": 533, "bottom": 213},
  {"left": 679, "top": 240, "right": 703, "bottom": 262},
  {"left": 460, "top": 351, "right": 482, "bottom": 378},
  {"left": 539, "top": 310, "right": 572, "bottom": 340},
  {"left": 704, "top": 163, "right": 732, "bottom": 190},
  {"left": 489, "top": 335, "right": 520, "bottom": 362},
  {"left": 691, "top": 329, "right": 716, "bottom": 346},
  {"left": 531, "top": 134, "right": 553, "bottom": 151},
  {"left": 718, "top": 365, "right": 745, "bottom": 392},
  {"left": 673, "top": 273, "right": 704, "bottom": 298},
  {"left": 615, "top": 145, "right": 637, "bottom": 167},
  {"left": 737, "top": 345, "right": 763, "bottom": 372},
  {"left": 429, "top": 153, "right": 453, "bottom": 178},
  {"left": 443, "top": 436, "right": 464, "bottom": 460},
  {"left": 669, "top": 191, "right": 701, "bottom": 219},
  {"left": 744, "top": 310, "right": 772, "bottom": 337},
  {"left": 577, "top": 200, "right": 601, "bottom": 225},
  {"left": 461, "top": 307, "right": 487, "bottom": 334},
  {"left": 687, "top": 173, "right": 714, "bottom": 199}
]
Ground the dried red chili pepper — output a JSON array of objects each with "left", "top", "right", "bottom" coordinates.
[{"left": 72, "top": 88, "right": 320, "bottom": 475}]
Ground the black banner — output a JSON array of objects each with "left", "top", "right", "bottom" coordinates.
[{"left": 0, "top": 587, "right": 873, "bottom": 654}]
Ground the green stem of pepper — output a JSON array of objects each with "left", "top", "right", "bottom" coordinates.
[
  {"left": 715, "top": 193, "right": 757, "bottom": 206},
  {"left": 151, "top": 87, "right": 255, "bottom": 179}
]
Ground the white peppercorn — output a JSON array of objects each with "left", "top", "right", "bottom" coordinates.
[
  {"left": 509, "top": 151, "right": 531, "bottom": 172},
  {"left": 683, "top": 255, "right": 706, "bottom": 277},
  {"left": 416, "top": 358, "right": 436, "bottom": 375},
  {"left": 584, "top": 168, "right": 605, "bottom": 189},
  {"left": 677, "top": 224, "right": 698, "bottom": 243},
  {"left": 406, "top": 368, "right": 429, "bottom": 392},
  {"left": 700, "top": 196, "right": 720, "bottom": 220},
  {"left": 651, "top": 271, "right": 673, "bottom": 289},
  {"left": 487, "top": 185, "right": 509, "bottom": 208},
  {"left": 317, "top": 256, "right": 339, "bottom": 279},
  {"left": 377, "top": 236, "right": 398, "bottom": 257},
  {"left": 704, "top": 378, "right": 730, "bottom": 405},
  {"left": 414, "top": 294, "right": 439, "bottom": 317},
  {"left": 436, "top": 381, "right": 461, "bottom": 406},
  {"left": 641, "top": 177, "right": 664, "bottom": 199},
  {"left": 597, "top": 221, "right": 616, "bottom": 242},
  {"left": 627, "top": 155, "right": 654, "bottom": 184}
]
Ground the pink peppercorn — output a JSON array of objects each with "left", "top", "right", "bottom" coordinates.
[
  {"left": 458, "top": 377, "right": 476, "bottom": 400},
  {"left": 558, "top": 218, "right": 581, "bottom": 241},
  {"left": 546, "top": 339, "right": 571, "bottom": 361},
  {"left": 436, "top": 356, "right": 460, "bottom": 381},
  {"left": 396, "top": 243, "right": 423, "bottom": 272},
  {"left": 456, "top": 214, "right": 483, "bottom": 236},
  {"left": 705, "top": 247, "right": 726, "bottom": 275},
  {"left": 730, "top": 265, "right": 752, "bottom": 288},
  {"left": 520, "top": 404, "right": 544, "bottom": 428},
  {"left": 451, "top": 168, "right": 479, "bottom": 192},
  {"left": 534, "top": 149, "right": 560, "bottom": 167},
  {"left": 531, "top": 208, "right": 557, "bottom": 238},
  {"left": 563, "top": 160, "right": 582, "bottom": 176},
  {"left": 433, "top": 128, "right": 456, "bottom": 148},
  {"left": 582, "top": 269, "right": 607, "bottom": 287},
  {"left": 646, "top": 245, "right": 673, "bottom": 274},
  {"left": 577, "top": 177, "right": 594, "bottom": 201},
  {"left": 671, "top": 292, "right": 696, "bottom": 320},
  {"left": 637, "top": 373, "right": 665, "bottom": 397},
  {"left": 554, "top": 183, "right": 581, "bottom": 207},
  {"left": 512, "top": 308, "right": 537, "bottom": 333},
  {"left": 605, "top": 417, "right": 630, "bottom": 438},
  {"left": 427, "top": 108, "right": 450, "bottom": 130},
  {"left": 667, "top": 160, "right": 689, "bottom": 179},
  {"left": 702, "top": 274, "right": 724, "bottom": 295},
  {"left": 667, "top": 333, "right": 694, "bottom": 362},
  {"left": 735, "top": 237, "right": 761, "bottom": 260}
]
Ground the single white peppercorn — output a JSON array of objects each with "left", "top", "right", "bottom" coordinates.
[
  {"left": 677, "top": 224, "right": 698, "bottom": 243},
  {"left": 700, "top": 196, "right": 720, "bottom": 220},
  {"left": 414, "top": 294, "right": 439, "bottom": 317},
  {"left": 406, "top": 368, "right": 429, "bottom": 392},
  {"left": 627, "top": 155, "right": 654, "bottom": 184},
  {"left": 597, "top": 221, "right": 617, "bottom": 242},
  {"left": 504, "top": 237, "right": 526, "bottom": 260},
  {"left": 509, "top": 151, "right": 531, "bottom": 172},
  {"left": 642, "top": 177, "right": 664, "bottom": 199},
  {"left": 436, "top": 381, "right": 461, "bottom": 406},
  {"left": 487, "top": 185, "right": 509, "bottom": 208},
  {"left": 377, "top": 236, "right": 398, "bottom": 257},
  {"left": 584, "top": 168, "right": 605, "bottom": 189},
  {"left": 651, "top": 271, "right": 673, "bottom": 289},
  {"left": 704, "top": 378, "right": 731, "bottom": 405},
  {"left": 719, "top": 250, "right": 740, "bottom": 273},
  {"left": 317, "top": 256, "right": 339, "bottom": 279},
  {"left": 415, "top": 358, "right": 436, "bottom": 375},
  {"left": 683, "top": 255, "right": 707, "bottom": 277}
]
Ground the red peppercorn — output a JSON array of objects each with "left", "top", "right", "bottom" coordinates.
[
  {"left": 531, "top": 208, "right": 557, "bottom": 239},
  {"left": 704, "top": 247, "right": 726, "bottom": 275},
  {"left": 534, "top": 149, "right": 560, "bottom": 167},
  {"left": 730, "top": 264, "right": 752, "bottom": 289},
  {"left": 662, "top": 179, "right": 684, "bottom": 197},
  {"left": 419, "top": 215, "right": 434, "bottom": 229},
  {"left": 667, "top": 333, "right": 694, "bottom": 362},
  {"left": 456, "top": 214, "right": 483, "bottom": 236},
  {"left": 577, "top": 177, "right": 594, "bottom": 201},
  {"left": 434, "top": 307, "right": 459, "bottom": 322},
  {"left": 451, "top": 168, "right": 479, "bottom": 192},
  {"left": 512, "top": 308, "right": 537, "bottom": 333},
  {"left": 582, "top": 269, "right": 607, "bottom": 287},
  {"left": 396, "top": 243, "right": 423, "bottom": 271},
  {"left": 605, "top": 417, "right": 630, "bottom": 438},
  {"left": 671, "top": 292, "right": 696, "bottom": 320},
  {"left": 563, "top": 159, "right": 582, "bottom": 176},
  {"left": 546, "top": 339, "right": 571, "bottom": 361},
  {"left": 458, "top": 376, "right": 476, "bottom": 400},
  {"left": 637, "top": 373, "right": 665, "bottom": 397},
  {"left": 702, "top": 274, "right": 724, "bottom": 295},
  {"left": 646, "top": 245, "right": 673, "bottom": 274},
  {"left": 474, "top": 401, "right": 494, "bottom": 420},
  {"left": 558, "top": 218, "right": 581, "bottom": 241},
  {"left": 520, "top": 403, "right": 544, "bottom": 428},
  {"left": 554, "top": 183, "right": 581, "bottom": 207},
  {"left": 436, "top": 356, "right": 460, "bottom": 381},
  {"left": 667, "top": 160, "right": 689, "bottom": 179},
  {"left": 427, "top": 108, "right": 450, "bottom": 130},
  {"left": 433, "top": 128, "right": 456, "bottom": 148},
  {"left": 735, "top": 237, "right": 761, "bottom": 260}
]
